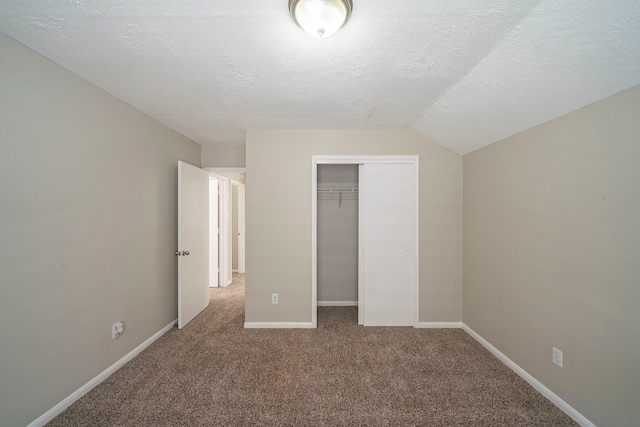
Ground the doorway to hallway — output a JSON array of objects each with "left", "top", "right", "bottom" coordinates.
[{"left": 205, "top": 169, "right": 246, "bottom": 288}]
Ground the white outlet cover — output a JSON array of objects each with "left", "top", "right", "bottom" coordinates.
[
  {"left": 112, "top": 322, "right": 124, "bottom": 339},
  {"left": 552, "top": 347, "right": 563, "bottom": 368}
]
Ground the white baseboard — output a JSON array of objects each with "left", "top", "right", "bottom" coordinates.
[
  {"left": 27, "top": 319, "right": 177, "bottom": 427},
  {"left": 416, "top": 322, "right": 463, "bottom": 328},
  {"left": 461, "top": 324, "right": 594, "bottom": 427},
  {"left": 318, "top": 301, "right": 358, "bottom": 306},
  {"left": 244, "top": 322, "right": 315, "bottom": 329}
]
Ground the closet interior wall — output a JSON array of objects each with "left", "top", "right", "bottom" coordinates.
[{"left": 317, "top": 164, "right": 359, "bottom": 305}]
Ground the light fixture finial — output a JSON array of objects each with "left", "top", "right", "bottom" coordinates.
[{"left": 289, "top": 0, "right": 353, "bottom": 38}]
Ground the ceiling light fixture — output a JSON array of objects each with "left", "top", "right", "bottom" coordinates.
[{"left": 289, "top": 0, "right": 353, "bottom": 38}]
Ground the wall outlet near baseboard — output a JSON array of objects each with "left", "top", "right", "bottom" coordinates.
[
  {"left": 552, "top": 347, "right": 563, "bottom": 367},
  {"left": 271, "top": 293, "right": 279, "bottom": 304},
  {"left": 112, "top": 321, "right": 124, "bottom": 339}
]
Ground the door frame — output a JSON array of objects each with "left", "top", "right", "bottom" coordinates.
[{"left": 311, "top": 155, "right": 419, "bottom": 328}]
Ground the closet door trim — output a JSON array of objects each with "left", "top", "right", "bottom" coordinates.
[{"left": 311, "top": 155, "right": 419, "bottom": 328}]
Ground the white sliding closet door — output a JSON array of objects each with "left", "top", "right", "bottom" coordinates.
[{"left": 361, "top": 163, "right": 416, "bottom": 326}]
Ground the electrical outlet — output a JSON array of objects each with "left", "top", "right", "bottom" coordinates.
[
  {"left": 112, "top": 321, "right": 124, "bottom": 339},
  {"left": 552, "top": 347, "right": 563, "bottom": 367},
  {"left": 272, "top": 293, "right": 279, "bottom": 304}
]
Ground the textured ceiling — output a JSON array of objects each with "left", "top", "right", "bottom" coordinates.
[{"left": 1, "top": 0, "right": 639, "bottom": 155}]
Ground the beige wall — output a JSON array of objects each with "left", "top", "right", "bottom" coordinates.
[
  {"left": 0, "top": 33, "right": 201, "bottom": 426},
  {"left": 202, "top": 143, "right": 246, "bottom": 167},
  {"left": 245, "top": 129, "right": 463, "bottom": 323},
  {"left": 463, "top": 84, "right": 640, "bottom": 426}
]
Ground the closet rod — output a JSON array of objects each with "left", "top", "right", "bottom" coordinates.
[{"left": 317, "top": 188, "right": 358, "bottom": 193}]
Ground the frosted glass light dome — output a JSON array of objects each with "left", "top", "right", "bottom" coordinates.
[{"left": 289, "top": 0, "right": 353, "bottom": 38}]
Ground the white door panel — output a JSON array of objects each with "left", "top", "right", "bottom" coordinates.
[
  {"left": 178, "top": 161, "right": 209, "bottom": 329},
  {"left": 209, "top": 179, "right": 219, "bottom": 287},
  {"left": 237, "top": 184, "right": 246, "bottom": 274},
  {"left": 362, "top": 163, "right": 415, "bottom": 326}
]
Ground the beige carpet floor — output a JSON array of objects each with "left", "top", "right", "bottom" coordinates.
[{"left": 49, "top": 274, "right": 577, "bottom": 426}]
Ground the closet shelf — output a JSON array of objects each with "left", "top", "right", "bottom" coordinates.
[
  {"left": 317, "top": 187, "right": 358, "bottom": 194},
  {"left": 317, "top": 187, "right": 358, "bottom": 207}
]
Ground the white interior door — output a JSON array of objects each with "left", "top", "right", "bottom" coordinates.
[
  {"left": 209, "top": 178, "right": 219, "bottom": 287},
  {"left": 237, "top": 183, "right": 246, "bottom": 274},
  {"left": 361, "top": 162, "right": 416, "bottom": 326},
  {"left": 208, "top": 173, "right": 232, "bottom": 287},
  {"left": 220, "top": 177, "right": 231, "bottom": 286},
  {"left": 178, "top": 161, "right": 209, "bottom": 329}
]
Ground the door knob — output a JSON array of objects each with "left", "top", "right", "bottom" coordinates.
[{"left": 183, "top": 251, "right": 190, "bottom": 256}]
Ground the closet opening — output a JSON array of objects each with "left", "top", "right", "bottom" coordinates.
[{"left": 317, "top": 164, "right": 359, "bottom": 325}]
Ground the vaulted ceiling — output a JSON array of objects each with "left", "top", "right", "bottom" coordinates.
[{"left": 1, "top": 0, "right": 639, "bottom": 155}]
